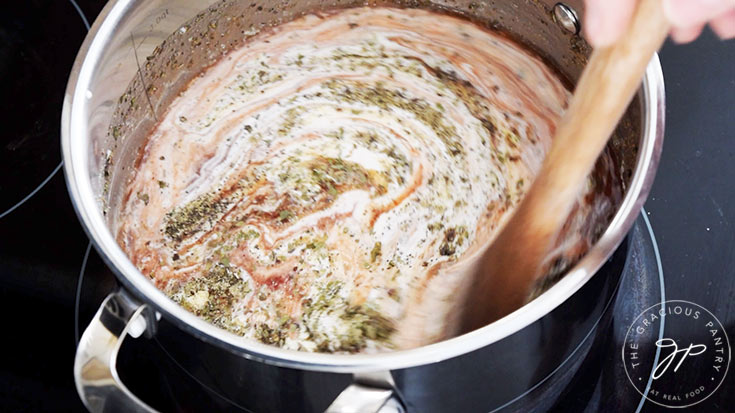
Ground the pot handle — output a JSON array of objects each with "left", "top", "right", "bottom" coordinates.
[
  {"left": 325, "top": 371, "right": 406, "bottom": 413},
  {"left": 74, "top": 290, "right": 158, "bottom": 413}
]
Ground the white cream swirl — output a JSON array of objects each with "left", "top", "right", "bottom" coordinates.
[{"left": 115, "top": 7, "right": 609, "bottom": 352}]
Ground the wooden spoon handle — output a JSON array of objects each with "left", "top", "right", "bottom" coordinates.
[{"left": 461, "top": 0, "right": 671, "bottom": 331}]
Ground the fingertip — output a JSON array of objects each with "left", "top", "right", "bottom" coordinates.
[
  {"left": 582, "top": 0, "right": 636, "bottom": 47},
  {"left": 582, "top": 0, "right": 605, "bottom": 47},
  {"left": 670, "top": 24, "right": 705, "bottom": 44},
  {"left": 664, "top": 0, "right": 735, "bottom": 28},
  {"left": 663, "top": 0, "right": 692, "bottom": 27},
  {"left": 710, "top": 9, "right": 735, "bottom": 40}
]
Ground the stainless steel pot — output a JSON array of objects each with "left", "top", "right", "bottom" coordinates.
[{"left": 65, "top": 0, "right": 664, "bottom": 411}]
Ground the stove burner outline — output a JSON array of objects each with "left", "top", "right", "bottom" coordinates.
[
  {"left": 0, "top": 0, "right": 90, "bottom": 221},
  {"left": 74, "top": 241, "right": 93, "bottom": 348},
  {"left": 69, "top": 0, "right": 91, "bottom": 30},
  {"left": 634, "top": 211, "right": 667, "bottom": 413},
  {"left": 0, "top": 162, "right": 63, "bottom": 220}
]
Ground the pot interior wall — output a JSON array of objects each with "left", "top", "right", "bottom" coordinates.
[{"left": 88, "top": 0, "right": 642, "bottom": 306}]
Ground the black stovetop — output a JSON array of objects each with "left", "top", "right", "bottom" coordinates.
[{"left": 0, "top": 1, "right": 733, "bottom": 411}]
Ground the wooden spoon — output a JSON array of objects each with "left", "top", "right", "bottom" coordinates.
[{"left": 459, "top": 0, "right": 671, "bottom": 333}]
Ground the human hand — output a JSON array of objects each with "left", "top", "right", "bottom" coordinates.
[{"left": 584, "top": 0, "right": 735, "bottom": 47}]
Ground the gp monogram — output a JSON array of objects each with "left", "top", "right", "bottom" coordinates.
[{"left": 622, "top": 300, "right": 731, "bottom": 408}]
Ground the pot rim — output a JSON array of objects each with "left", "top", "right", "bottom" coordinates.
[{"left": 62, "top": 0, "right": 665, "bottom": 373}]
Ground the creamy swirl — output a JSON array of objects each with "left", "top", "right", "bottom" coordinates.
[{"left": 115, "top": 7, "right": 609, "bottom": 352}]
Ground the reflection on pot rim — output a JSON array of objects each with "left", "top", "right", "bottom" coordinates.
[{"left": 62, "top": 0, "right": 664, "bottom": 372}]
